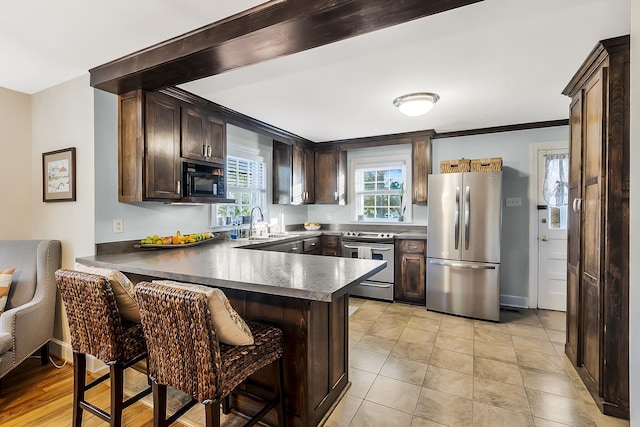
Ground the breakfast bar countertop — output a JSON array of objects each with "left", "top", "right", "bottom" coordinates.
[{"left": 76, "top": 240, "right": 386, "bottom": 302}]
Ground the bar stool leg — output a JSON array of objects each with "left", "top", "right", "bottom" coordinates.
[
  {"left": 72, "top": 352, "right": 86, "bottom": 427},
  {"left": 110, "top": 363, "right": 125, "bottom": 427},
  {"left": 221, "top": 395, "right": 230, "bottom": 414},
  {"left": 153, "top": 382, "right": 168, "bottom": 427},
  {"left": 204, "top": 400, "right": 221, "bottom": 427}
]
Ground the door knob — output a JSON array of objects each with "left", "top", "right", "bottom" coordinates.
[{"left": 540, "top": 236, "right": 549, "bottom": 241}]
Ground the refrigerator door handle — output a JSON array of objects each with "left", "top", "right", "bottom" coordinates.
[
  {"left": 429, "top": 259, "right": 496, "bottom": 270},
  {"left": 455, "top": 186, "right": 460, "bottom": 250},
  {"left": 464, "top": 186, "right": 471, "bottom": 250}
]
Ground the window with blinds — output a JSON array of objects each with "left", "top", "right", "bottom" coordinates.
[{"left": 214, "top": 156, "right": 266, "bottom": 226}]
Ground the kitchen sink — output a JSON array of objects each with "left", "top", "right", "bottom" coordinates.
[
  {"left": 239, "top": 233, "right": 300, "bottom": 242},
  {"left": 268, "top": 233, "right": 299, "bottom": 238}
]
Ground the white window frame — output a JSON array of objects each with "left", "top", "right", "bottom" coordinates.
[{"left": 349, "top": 146, "right": 413, "bottom": 223}]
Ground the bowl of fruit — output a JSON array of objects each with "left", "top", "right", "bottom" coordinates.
[
  {"left": 139, "top": 231, "right": 217, "bottom": 248},
  {"left": 304, "top": 222, "right": 321, "bottom": 231}
]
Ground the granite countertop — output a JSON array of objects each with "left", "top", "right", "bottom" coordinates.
[{"left": 77, "top": 238, "right": 386, "bottom": 302}]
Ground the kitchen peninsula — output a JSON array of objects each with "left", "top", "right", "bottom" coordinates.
[{"left": 77, "top": 239, "right": 386, "bottom": 427}]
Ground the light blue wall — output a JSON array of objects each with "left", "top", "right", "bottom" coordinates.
[{"left": 432, "top": 126, "right": 568, "bottom": 301}]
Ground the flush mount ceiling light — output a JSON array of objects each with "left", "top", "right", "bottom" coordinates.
[{"left": 393, "top": 92, "right": 440, "bottom": 117}]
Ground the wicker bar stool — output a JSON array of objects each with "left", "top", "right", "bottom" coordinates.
[
  {"left": 55, "top": 269, "right": 151, "bottom": 427},
  {"left": 134, "top": 281, "right": 286, "bottom": 427}
]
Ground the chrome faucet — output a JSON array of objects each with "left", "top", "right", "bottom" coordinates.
[{"left": 249, "top": 206, "right": 264, "bottom": 239}]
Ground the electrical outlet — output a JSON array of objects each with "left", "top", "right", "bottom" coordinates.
[
  {"left": 327, "top": 213, "right": 332, "bottom": 221},
  {"left": 113, "top": 219, "right": 124, "bottom": 233},
  {"left": 505, "top": 197, "right": 522, "bottom": 207}
]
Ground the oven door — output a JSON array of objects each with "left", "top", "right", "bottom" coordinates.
[{"left": 342, "top": 243, "right": 394, "bottom": 283}]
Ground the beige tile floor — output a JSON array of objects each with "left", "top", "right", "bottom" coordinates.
[{"left": 323, "top": 298, "right": 630, "bottom": 427}]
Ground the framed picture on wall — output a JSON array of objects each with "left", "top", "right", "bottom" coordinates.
[{"left": 42, "top": 147, "right": 76, "bottom": 202}]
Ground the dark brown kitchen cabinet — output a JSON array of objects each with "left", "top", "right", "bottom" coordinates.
[
  {"left": 314, "top": 147, "right": 347, "bottom": 204},
  {"left": 394, "top": 239, "right": 426, "bottom": 305},
  {"left": 562, "top": 35, "right": 629, "bottom": 419},
  {"left": 272, "top": 140, "right": 292, "bottom": 204},
  {"left": 260, "top": 237, "right": 321, "bottom": 255},
  {"left": 181, "top": 104, "right": 226, "bottom": 165},
  {"left": 302, "top": 237, "right": 322, "bottom": 255},
  {"left": 321, "top": 235, "right": 341, "bottom": 257},
  {"left": 144, "top": 91, "right": 182, "bottom": 200},
  {"left": 292, "top": 144, "right": 315, "bottom": 204},
  {"left": 262, "top": 240, "right": 303, "bottom": 254},
  {"left": 412, "top": 136, "right": 432, "bottom": 204}
]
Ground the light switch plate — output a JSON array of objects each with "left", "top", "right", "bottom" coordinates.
[{"left": 506, "top": 197, "right": 522, "bottom": 207}]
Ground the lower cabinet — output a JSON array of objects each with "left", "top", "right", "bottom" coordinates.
[
  {"left": 321, "top": 235, "right": 341, "bottom": 256},
  {"left": 262, "top": 240, "right": 303, "bottom": 254},
  {"left": 394, "top": 239, "right": 426, "bottom": 305},
  {"left": 261, "top": 237, "right": 322, "bottom": 255},
  {"left": 303, "top": 237, "right": 322, "bottom": 255}
]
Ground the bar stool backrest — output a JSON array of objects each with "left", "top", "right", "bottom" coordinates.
[
  {"left": 135, "top": 281, "right": 223, "bottom": 402},
  {"left": 55, "top": 269, "right": 126, "bottom": 363}
]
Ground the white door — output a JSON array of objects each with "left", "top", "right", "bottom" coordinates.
[{"left": 537, "top": 148, "right": 568, "bottom": 311}]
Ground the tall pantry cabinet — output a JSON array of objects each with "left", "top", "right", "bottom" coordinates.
[{"left": 562, "top": 35, "right": 629, "bottom": 419}]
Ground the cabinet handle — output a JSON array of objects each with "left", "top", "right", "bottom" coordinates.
[
  {"left": 572, "top": 198, "right": 583, "bottom": 213},
  {"left": 334, "top": 191, "right": 338, "bottom": 201},
  {"left": 202, "top": 144, "right": 207, "bottom": 156},
  {"left": 291, "top": 247, "right": 298, "bottom": 251},
  {"left": 207, "top": 145, "right": 212, "bottom": 157},
  {"left": 177, "top": 180, "right": 181, "bottom": 194}
]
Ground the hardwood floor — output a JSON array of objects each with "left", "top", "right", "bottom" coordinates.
[{"left": 0, "top": 356, "right": 180, "bottom": 427}]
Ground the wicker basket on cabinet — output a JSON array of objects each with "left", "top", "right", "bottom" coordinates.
[
  {"left": 439, "top": 158, "right": 471, "bottom": 173},
  {"left": 471, "top": 157, "right": 503, "bottom": 172}
]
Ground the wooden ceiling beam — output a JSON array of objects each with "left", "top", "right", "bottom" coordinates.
[{"left": 89, "top": 0, "right": 483, "bottom": 94}]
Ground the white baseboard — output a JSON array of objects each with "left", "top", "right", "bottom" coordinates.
[
  {"left": 49, "top": 338, "right": 108, "bottom": 374},
  {"left": 500, "top": 294, "right": 528, "bottom": 309}
]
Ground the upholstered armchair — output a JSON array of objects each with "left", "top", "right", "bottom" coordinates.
[{"left": 0, "top": 240, "right": 61, "bottom": 391}]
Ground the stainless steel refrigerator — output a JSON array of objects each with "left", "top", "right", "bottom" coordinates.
[{"left": 426, "top": 171, "right": 502, "bottom": 321}]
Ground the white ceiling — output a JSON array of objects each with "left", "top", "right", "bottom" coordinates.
[{"left": 1, "top": 0, "right": 630, "bottom": 142}]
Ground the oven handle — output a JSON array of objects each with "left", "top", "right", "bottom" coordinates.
[
  {"left": 343, "top": 244, "right": 392, "bottom": 251},
  {"left": 358, "top": 282, "right": 392, "bottom": 288}
]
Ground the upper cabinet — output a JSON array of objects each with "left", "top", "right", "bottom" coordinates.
[
  {"left": 412, "top": 135, "right": 432, "bottom": 204},
  {"left": 292, "top": 144, "right": 315, "bottom": 204},
  {"left": 145, "top": 91, "right": 182, "bottom": 200},
  {"left": 181, "top": 105, "right": 226, "bottom": 165},
  {"left": 273, "top": 141, "right": 317, "bottom": 205},
  {"left": 118, "top": 89, "right": 230, "bottom": 203},
  {"left": 272, "top": 140, "right": 292, "bottom": 204},
  {"left": 315, "top": 146, "right": 347, "bottom": 205}
]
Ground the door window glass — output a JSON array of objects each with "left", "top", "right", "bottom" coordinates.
[{"left": 543, "top": 153, "right": 569, "bottom": 229}]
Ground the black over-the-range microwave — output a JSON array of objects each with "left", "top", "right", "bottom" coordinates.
[{"left": 184, "top": 163, "right": 225, "bottom": 198}]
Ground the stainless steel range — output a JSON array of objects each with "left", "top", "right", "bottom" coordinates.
[{"left": 341, "top": 231, "right": 395, "bottom": 301}]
